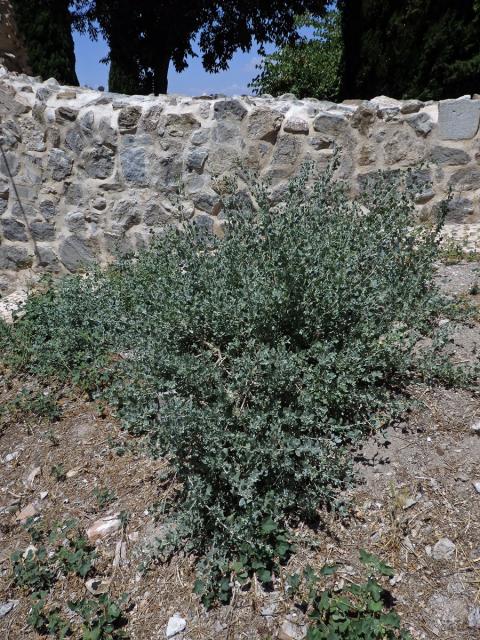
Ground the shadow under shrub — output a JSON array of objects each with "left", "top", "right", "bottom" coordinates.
[{"left": 0, "top": 165, "right": 473, "bottom": 602}]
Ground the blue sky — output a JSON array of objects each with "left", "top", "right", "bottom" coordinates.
[{"left": 73, "top": 30, "right": 276, "bottom": 95}]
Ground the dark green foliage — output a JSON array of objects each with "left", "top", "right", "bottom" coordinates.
[
  {"left": 1, "top": 165, "right": 473, "bottom": 601},
  {"left": 28, "top": 592, "right": 71, "bottom": 639},
  {"left": 12, "top": 519, "right": 121, "bottom": 638},
  {"left": 69, "top": 595, "right": 129, "bottom": 639},
  {"left": 341, "top": 0, "right": 480, "bottom": 100},
  {"left": 288, "top": 552, "right": 411, "bottom": 639},
  {"left": 11, "top": 519, "right": 96, "bottom": 592},
  {"left": 11, "top": 0, "right": 78, "bottom": 85},
  {"left": 74, "top": 1, "right": 328, "bottom": 94},
  {"left": 250, "top": 11, "right": 342, "bottom": 101},
  {"left": 0, "top": 386, "right": 61, "bottom": 423}
]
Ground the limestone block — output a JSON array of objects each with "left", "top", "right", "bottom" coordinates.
[
  {"left": 0, "top": 150, "right": 19, "bottom": 176},
  {"left": 55, "top": 106, "right": 78, "bottom": 124},
  {"left": 30, "top": 220, "right": 55, "bottom": 241},
  {"left": 271, "top": 134, "right": 302, "bottom": 166},
  {"left": 400, "top": 100, "right": 423, "bottom": 114},
  {"left": 111, "top": 200, "right": 142, "bottom": 231},
  {"left": 313, "top": 113, "right": 348, "bottom": 138},
  {"left": 37, "top": 245, "right": 59, "bottom": 270},
  {"left": 406, "top": 112, "right": 433, "bottom": 137},
  {"left": 139, "top": 105, "right": 164, "bottom": 132},
  {"left": 0, "top": 245, "right": 33, "bottom": 269},
  {"left": 65, "top": 211, "right": 86, "bottom": 233},
  {"left": 83, "top": 144, "right": 115, "bottom": 179},
  {"left": 213, "top": 99, "right": 247, "bottom": 121},
  {"left": 186, "top": 148, "right": 209, "bottom": 172},
  {"left": 1, "top": 218, "right": 27, "bottom": 241},
  {"left": 64, "top": 182, "right": 85, "bottom": 206},
  {"left": 120, "top": 145, "right": 147, "bottom": 185},
  {"left": 439, "top": 98, "right": 480, "bottom": 140},
  {"left": 65, "top": 127, "right": 88, "bottom": 154},
  {"left": 247, "top": 108, "right": 284, "bottom": 142},
  {"left": 58, "top": 236, "right": 95, "bottom": 272},
  {"left": 79, "top": 110, "right": 95, "bottom": 132},
  {"left": 283, "top": 118, "right": 309, "bottom": 134},
  {"left": 193, "top": 190, "right": 222, "bottom": 216},
  {"left": 384, "top": 130, "right": 425, "bottom": 166},
  {"left": 351, "top": 104, "right": 377, "bottom": 134},
  {"left": 449, "top": 166, "right": 480, "bottom": 191},
  {"left": 118, "top": 106, "right": 142, "bottom": 133},
  {"left": 47, "top": 148, "right": 72, "bottom": 181},
  {"left": 429, "top": 146, "right": 470, "bottom": 165},
  {"left": 144, "top": 202, "right": 174, "bottom": 226},
  {"left": 191, "top": 128, "right": 210, "bottom": 146},
  {"left": 39, "top": 200, "right": 56, "bottom": 220},
  {"left": 164, "top": 113, "right": 200, "bottom": 137}
]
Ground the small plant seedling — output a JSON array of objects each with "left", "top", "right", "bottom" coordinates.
[
  {"left": 69, "top": 595, "right": 129, "bottom": 639},
  {"left": 286, "top": 552, "right": 410, "bottom": 639},
  {"left": 93, "top": 487, "right": 117, "bottom": 510},
  {"left": 51, "top": 463, "right": 67, "bottom": 482}
]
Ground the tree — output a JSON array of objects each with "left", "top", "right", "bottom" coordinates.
[
  {"left": 76, "top": 1, "right": 328, "bottom": 95},
  {"left": 341, "top": 0, "right": 480, "bottom": 100},
  {"left": 11, "top": 0, "right": 78, "bottom": 85},
  {"left": 249, "top": 10, "right": 342, "bottom": 101}
]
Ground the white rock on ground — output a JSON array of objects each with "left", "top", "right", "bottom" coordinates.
[
  {"left": 0, "top": 289, "right": 28, "bottom": 324},
  {"left": 432, "top": 537, "right": 456, "bottom": 561},
  {"left": 166, "top": 613, "right": 187, "bottom": 638},
  {"left": 86, "top": 514, "right": 122, "bottom": 542},
  {"left": 468, "top": 607, "right": 480, "bottom": 629},
  {"left": 0, "top": 600, "right": 19, "bottom": 617}
]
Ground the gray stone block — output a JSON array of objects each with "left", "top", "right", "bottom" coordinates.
[
  {"left": 449, "top": 166, "right": 480, "bottom": 191},
  {"left": 83, "top": 144, "right": 115, "bottom": 179},
  {"left": 30, "top": 220, "right": 56, "bottom": 241},
  {"left": 0, "top": 245, "right": 33, "bottom": 269},
  {"left": 0, "top": 151, "right": 20, "bottom": 177},
  {"left": 39, "top": 200, "right": 56, "bottom": 221},
  {"left": 313, "top": 113, "right": 348, "bottom": 137},
  {"left": 214, "top": 99, "right": 247, "bottom": 121},
  {"left": 186, "top": 149, "right": 209, "bottom": 172},
  {"left": 65, "top": 127, "right": 88, "bottom": 154},
  {"left": 1, "top": 218, "right": 28, "bottom": 241},
  {"left": 112, "top": 200, "right": 141, "bottom": 231},
  {"left": 55, "top": 106, "right": 78, "bottom": 124},
  {"left": 47, "top": 148, "right": 73, "bottom": 181},
  {"left": 406, "top": 112, "right": 433, "bottom": 136},
  {"left": 439, "top": 98, "right": 480, "bottom": 140},
  {"left": 59, "top": 236, "right": 95, "bottom": 272},
  {"left": 247, "top": 108, "right": 284, "bottom": 142},
  {"left": 118, "top": 106, "right": 142, "bottom": 133},
  {"left": 120, "top": 146, "right": 147, "bottom": 185},
  {"left": 429, "top": 146, "right": 470, "bottom": 165},
  {"left": 37, "top": 245, "right": 60, "bottom": 270}
]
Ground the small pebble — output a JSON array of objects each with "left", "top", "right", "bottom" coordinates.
[
  {"left": 0, "top": 600, "right": 19, "bottom": 617},
  {"left": 432, "top": 538, "right": 456, "bottom": 561},
  {"left": 4, "top": 451, "right": 19, "bottom": 463},
  {"left": 473, "top": 482, "right": 480, "bottom": 494},
  {"left": 166, "top": 613, "right": 187, "bottom": 638}
]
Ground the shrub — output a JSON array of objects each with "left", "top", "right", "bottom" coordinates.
[
  {"left": 0, "top": 164, "right": 472, "bottom": 601},
  {"left": 289, "top": 551, "right": 411, "bottom": 639},
  {"left": 250, "top": 11, "right": 343, "bottom": 101}
]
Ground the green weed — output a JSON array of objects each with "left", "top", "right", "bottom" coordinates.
[{"left": 2, "top": 164, "right": 476, "bottom": 601}]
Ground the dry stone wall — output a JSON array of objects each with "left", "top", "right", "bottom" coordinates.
[{"left": 0, "top": 66, "right": 480, "bottom": 292}]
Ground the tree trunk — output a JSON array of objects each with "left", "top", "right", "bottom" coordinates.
[{"left": 153, "top": 53, "right": 170, "bottom": 95}]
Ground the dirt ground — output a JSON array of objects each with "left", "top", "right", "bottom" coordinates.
[{"left": 0, "top": 261, "right": 479, "bottom": 640}]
